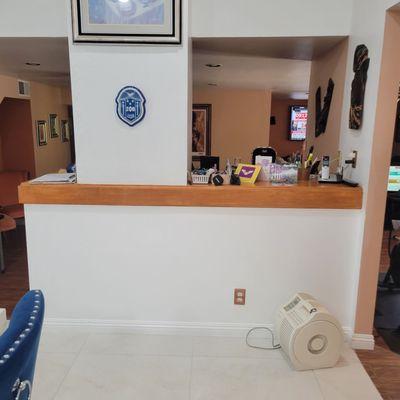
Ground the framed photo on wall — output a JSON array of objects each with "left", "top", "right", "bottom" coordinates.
[
  {"left": 36, "top": 120, "right": 48, "bottom": 146},
  {"left": 61, "top": 120, "right": 71, "bottom": 143},
  {"left": 192, "top": 104, "right": 212, "bottom": 160},
  {"left": 49, "top": 114, "right": 59, "bottom": 138},
  {"left": 71, "top": 0, "right": 182, "bottom": 44}
]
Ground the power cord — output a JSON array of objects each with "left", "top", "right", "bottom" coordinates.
[{"left": 245, "top": 327, "right": 281, "bottom": 350}]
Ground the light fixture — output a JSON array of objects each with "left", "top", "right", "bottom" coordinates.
[
  {"left": 205, "top": 63, "right": 222, "bottom": 68},
  {"left": 25, "top": 62, "right": 41, "bottom": 67},
  {"left": 119, "top": 0, "right": 130, "bottom": 3}
]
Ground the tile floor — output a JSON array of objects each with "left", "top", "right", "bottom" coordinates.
[{"left": 32, "top": 326, "right": 383, "bottom": 400}]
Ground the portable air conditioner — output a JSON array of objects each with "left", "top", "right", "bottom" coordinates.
[{"left": 275, "top": 293, "right": 343, "bottom": 371}]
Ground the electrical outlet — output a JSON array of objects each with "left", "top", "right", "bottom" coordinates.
[{"left": 234, "top": 289, "right": 246, "bottom": 305}]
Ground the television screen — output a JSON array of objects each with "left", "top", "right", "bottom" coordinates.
[
  {"left": 388, "top": 166, "right": 400, "bottom": 191},
  {"left": 289, "top": 106, "right": 308, "bottom": 141}
]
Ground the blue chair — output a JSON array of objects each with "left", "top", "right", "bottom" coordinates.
[{"left": 0, "top": 290, "right": 45, "bottom": 400}]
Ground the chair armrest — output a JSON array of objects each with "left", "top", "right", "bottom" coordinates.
[{"left": 0, "top": 309, "right": 7, "bottom": 335}]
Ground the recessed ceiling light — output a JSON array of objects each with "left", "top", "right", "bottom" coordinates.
[
  {"left": 205, "top": 64, "right": 222, "bottom": 68},
  {"left": 25, "top": 62, "right": 41, "bottom": 66},
  {"left": 119, "top": 0, "right": 130, "bottom": 3}
]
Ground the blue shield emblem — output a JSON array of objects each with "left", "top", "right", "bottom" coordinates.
[{"left": 116, "top": 86, "right": 146, "bottom": 127}]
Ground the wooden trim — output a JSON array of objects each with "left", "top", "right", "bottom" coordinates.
[{"left": 18, "top": 181, "right": 363, "bottom": 209}]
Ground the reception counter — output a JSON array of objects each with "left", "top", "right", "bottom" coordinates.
[
  {"left": 18, "top": 181, "right": 362, "bottom": 209},
  {"left": 20, "top": 180, "right": 364, "bottom": 341}
]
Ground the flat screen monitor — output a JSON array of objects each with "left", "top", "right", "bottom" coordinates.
[
  {"left": 388, "top": 166, "right": 400, "bottom": 191},
  {"left": 289, "top": 106, "right": 308, "bottom": 141}
]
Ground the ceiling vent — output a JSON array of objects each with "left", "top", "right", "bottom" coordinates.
[{"left": 18, "top": 80, "right": 31, "bottom": 97}]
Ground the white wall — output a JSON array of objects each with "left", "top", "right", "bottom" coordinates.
[
  {"left": 25, "top": 205, "right": 362, "bottom": 333},
  {"left": 340, "top": 0, "right": 399, "bottom": 188},
  {"left": 191, "top": 0, "right": 353, "bottom": 38},
  {"left": 69, "top": 3, "right": 190, "bottom": 185},
  {"left": 15, "top": 0, "right": 399, "bottom": 342},
  {"left": 0, "top": 0, "right": 67, "bottom": 37},
  {"left": 0, "top": 0, "right": 353, "bottom": 39},
  {"left": 338, "top": 0, "right": 400, "bottom": 335}
]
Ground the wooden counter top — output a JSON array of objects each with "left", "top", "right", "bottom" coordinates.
[{"left": 18, "top": 181, "right": 362, "bottom": 209}]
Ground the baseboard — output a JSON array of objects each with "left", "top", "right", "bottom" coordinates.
[
  {"left": 44, "top": 318, "right": 354, "bottom": 342},
  {"left": 351, "top": 333, "right": 375, "bottom": 350},
  {"left": 44, "top": 318, "right": 271, "bottom": 337}
]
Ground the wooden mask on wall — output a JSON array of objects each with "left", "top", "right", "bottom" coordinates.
[
  {"left": 349, "top": 44, "right": 370, "bottom": 130},
  {"left": 315, "top": 78, "right": 335, "bottom": 137}
]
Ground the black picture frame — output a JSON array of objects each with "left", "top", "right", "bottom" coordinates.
[
  {"left": 71, "top": 0, "right": 182, "bottom": 45},
  {"left": 192, "top": 104, "right": 212, "bottom": 161},
  {"left": 49, "top": 114, "right": 59, "bottom": 138},
  {"left": 36, "top": 121, "right": 48, "bottom": 147},
  {"left": 61, "top": 120, "right": 71, "bottom": 143}
]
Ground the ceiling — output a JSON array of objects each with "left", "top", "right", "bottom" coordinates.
[
  {"left": 194, "top": 51, "right": 312, "bottom": 99},
  {"left": 0, "top": 38, "right": 70, "bottom": 86},
  {"left": 193, "top": 36, "right": 347, "bottom": 99},
  {"left": 193, "top": 36, "right": 347, "bottom": 61},
  {"left": 0, "top": 36, "right": 347, "bottom": 98}
]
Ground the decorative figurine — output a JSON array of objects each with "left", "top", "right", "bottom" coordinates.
[
  {"left": 315, "top": 78, "right": 335, "bottom": 137},
  {"left": 349, "top": 44, "right": 370, "bottom": 130}
]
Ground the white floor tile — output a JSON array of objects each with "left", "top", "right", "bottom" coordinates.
[
  {"left": 193, "top": 336, "right": 283, "bottom": 359},
  {"left": 32, "top": 329, "right": 382, "bottom": 400},
  {"left": 191, "top": 356, "right": 323, "bottom": 400},
  {"left": 39, "top": 327, "right": 90, "bottom": 354},
  {"left": 81, "top": 333, "right": 193, "bottom": 356},
  {"left": 314, "top": 360, "right": 382, "bottom": 400},
  {"left": 32, "top": 353, "right": 77, "bottom": 400},
  {"left": 54, "top": 353, "right": 191, "bottom": 400}
]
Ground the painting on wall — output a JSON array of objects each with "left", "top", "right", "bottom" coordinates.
[
  {"left": 71, "top": 0, "right": 181, "bottom": 44},
  {"left": 315, "top": 78, "right": 335, "bottom": 137},
  {"left": 61, "top": 120, "right": 70, "bottom": 143},
  {"left": 49, "top": 114, "right": 59, "bottom": 138},
  {"left": 36, "top": 120, "right": 48, "bottom": 146},
  {"left": 192, "top": 104, "right": 212, "bottom": 160},
  {"left": 349, "top": 44, "right": 370, "bottom": 130}
]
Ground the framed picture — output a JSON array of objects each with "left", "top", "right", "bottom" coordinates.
[
  {"left": 235, "top": 164, "right": 261, "bottom": 184},
  {"left": 61, "top": 120, "right": 70, "bottom": 143},
  {"left": 192, "top": 104, "right": 211, "bottom": 160},
  {"left": 49, "top": 114, "right": 59, "bottom": 138},
  {"left": 36, "top": 121, "right": 48, "bottom": 146},
  {"left": 71, "top": 0, "right": 181, "bottom": 45}
]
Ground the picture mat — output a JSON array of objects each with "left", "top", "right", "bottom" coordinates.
[{"left": 80, "top": 0, "right": 173, "bottom": 35}]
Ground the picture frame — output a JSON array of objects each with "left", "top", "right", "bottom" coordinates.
[
  {"left": 192, "top": 104, "right": 212, "bottom": 160},
  {"left": 71, "top": 0, "right": 182, "bottom": 45},
  {"left": 61, "top": 120, "right": 70, "bottom": 143},
  {"left": 36, "top": 120, "right": 48, "bottom": 146},
  {"left": 235, "top": 164, "right": 261, "bottom": 184},
  {"left": 49, "top": 114, "right": 59, "bottom": 138}
]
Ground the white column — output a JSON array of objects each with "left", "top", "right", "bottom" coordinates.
[{"left": 68, "top": 0, "right": 191, "bottom": 185}]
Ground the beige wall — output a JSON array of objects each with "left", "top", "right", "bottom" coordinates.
[
  {"left": 0, "top": 73, "right": 20, "bottom": 104},
  {"left": 193, "top": 88, "right": 271, "bottom": 167},
  {"left": 270, "top": 98, "right": 308, "bottom": 157},
  {"left": 355, "top": 11, "right": 400, "bottom": 334},
  {"left": 0, "top": 74, "right": 72, "bottom": 177},
  {"left": 30, "top": 82, "right": 71, "bottom": 176},
  {"left": 307, "top": 39, "right": 349, "bottom": 167},
  {"left": 0, "top": 98, "right": 36, "bottom": 177},
  {"left": 0, "top": 74, "right": 26, "bottom": 170}
]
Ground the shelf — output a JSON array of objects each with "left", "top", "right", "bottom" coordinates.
[{"left": 18, "top": 181, "right": 363, "bottom": 209}]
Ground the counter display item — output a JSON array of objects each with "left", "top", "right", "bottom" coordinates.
[
  {"left": 235, "top": 164, "right": 262, "bottom": 184},
  {"left": 258, "top": 164, "right": 298, "bottom": 185}
]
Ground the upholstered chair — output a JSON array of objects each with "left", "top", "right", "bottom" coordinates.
[{"left": 0, "top": 290, "right": 45, "bottom": 400}]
